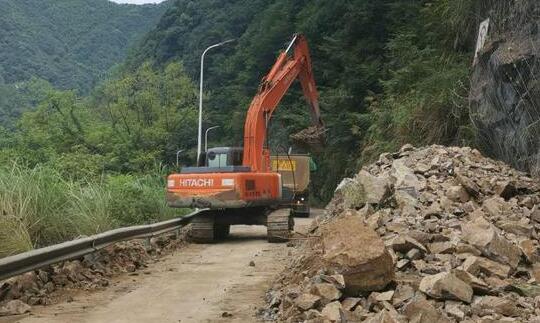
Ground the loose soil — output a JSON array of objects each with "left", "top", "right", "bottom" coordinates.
[{"left": 0, "top": 211, "right": 315, "bottom": 323}]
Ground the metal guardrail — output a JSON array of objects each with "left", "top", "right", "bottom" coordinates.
[{"left": 0, "top": 210, "right": 201, "bottom": 282}]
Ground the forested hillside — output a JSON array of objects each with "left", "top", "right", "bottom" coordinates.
[
  {"left": 0, "top": 0, "right": 169, "bottom": 127},
  {"left": 0, "top": 0, "right": 168, "bottom": 90},
  {"left": 2, "top": 0, "right": 533, "bottom": 255},
  {"left": 127, "top": 0, "right": 479, "bottom": 201}
]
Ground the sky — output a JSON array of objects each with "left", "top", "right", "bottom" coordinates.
[{"left": 109, "top": 0, "right": 167, "bottom": 4}]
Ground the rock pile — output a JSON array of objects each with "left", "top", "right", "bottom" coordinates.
[
  {"left": 265, "top": 145, "right": 540, "bottom": 322},
  {"left": 0, "top": 232, "right": 185, "bottom": 316}
]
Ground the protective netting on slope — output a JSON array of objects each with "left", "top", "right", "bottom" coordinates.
[{"left": 470, "top": 0, "right": 540, "bottom": 177}]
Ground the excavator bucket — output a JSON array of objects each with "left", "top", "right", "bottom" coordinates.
[{"left": 290, "top": 125, "right": 327, "bottom": 152}]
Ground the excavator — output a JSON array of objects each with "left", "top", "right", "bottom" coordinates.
[{"left": 166, "top": 34, "right": 324, "bottom": 243}]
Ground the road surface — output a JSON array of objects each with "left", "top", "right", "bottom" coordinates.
[{"left": 5, "top": 212, "right": 315, "bottom": 323}]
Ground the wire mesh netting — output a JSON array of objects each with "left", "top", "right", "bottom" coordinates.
[{"left": 469, "top": 0, "right": 540, "bottom": 176}]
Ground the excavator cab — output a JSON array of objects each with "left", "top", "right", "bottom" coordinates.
[{"left": 197, "top": 147, "right": 244, "bottom": 168}]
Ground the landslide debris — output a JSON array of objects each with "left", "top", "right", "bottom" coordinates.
[
  {"left": 0, "top": 231, "right": 187, "bottom": 316},
  {"left": 264, "top": 145, "right": 540, "bottom": 322}
]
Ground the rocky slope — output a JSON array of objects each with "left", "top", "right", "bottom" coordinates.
[
  {"left": 265, "top": 144, "right": 540, "bottom": 322},
  {"left": 470, "top": 0, "right": 540, "bottom": 176}
]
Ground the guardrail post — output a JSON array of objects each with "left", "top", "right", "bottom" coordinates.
[{"left": 143, "top": 237, "right": 152, "bottom": 252}]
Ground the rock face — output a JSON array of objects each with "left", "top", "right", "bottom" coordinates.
[
  {"left": 469, "top": 0, "right": 540, "bottom": 176},
  {"left": 266, "top": 145, "right": 540, "bottom": 322},
  {"left": 321, "top": 215, "right": 394, "bottom": 294}
]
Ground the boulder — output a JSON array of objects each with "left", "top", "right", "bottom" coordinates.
[
  {"left": 531, "top": 205, "right": 540, "bottom": 223},
  {"left": 391, "top": 159, "right": 424, "bottom": 191},
  {"left": 452, "top": 269, "right": 490, "bottom": 294},
  {"left": 471, "top": 296, "right": 518, "bottom": 317},
  {"left": 429, "top": 242, "right": 456, "bottom": 254},
  {"left": 357, "top": 170, "right": 391, "bottom": 205},
  {"left": 387, "top": 235, "right": 427, "bottom": 254},
  {"left": 341, "top": 297, "right": 362, "bottom": 311},
  {"left": 392, "top": 284, "right": 415, "bottom": 307},
  {"left": 321, "top": 215, "right": 394, "bottom": 294},
  {"left": 294, "top": 293, "right": 321, "bottom": 311},
  {"left": 455, "top": 172, "right": 480, "bottom": 197},
  {"left": 363, "top": 309, "right": 402, "bottom": 323},
  {"left": 321, "top": 301, "right": 343, "bottom": 322},
  {"left": 461, "top": 256, "right": 511, "bottom": 278},
  {"left": 482, "top": 197, "right": 508, "bottom": 218},
  {"left": 498, "top": 221, "right": 533, "bottom": 237},
  {"left": 519, "top": 239, "right": 539, "bottom": 263},
  {"left": 419, "top": 272, "right": 473, "bottom": 303},
  {"left": 403, "top": 299, "right": 452, "bottom": 323},
  {"left": 368, "top": 290, "right": 394, "bottom": 304},
  {"left": 320, "top": 274, "right": 346, "bottom": 289},
  {"left": 0, "top": 300, "right": 31, "bottom": 316},
  {"left": 310, "top": 283, "right": 341, "bottom": 304},
  {"left": 461, "top": 216, "right": 520, "bottom": 268},
  {"left": 446, "top": 185, "right": 470, "bottom": 203},
  {"left": 445, "top": 301, "right": 466, "bottom": 320}
]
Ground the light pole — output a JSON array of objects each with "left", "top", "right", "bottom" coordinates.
[
  {"left": 197, "top": 39, "right": 235, "bottom": 163},
  {"left": 205, "top": 126, "right": 220, "bottom": 152}
]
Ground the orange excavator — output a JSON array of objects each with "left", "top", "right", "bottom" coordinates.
[{"left": 166, "top": 34, "right": 324, "bottom": 242}]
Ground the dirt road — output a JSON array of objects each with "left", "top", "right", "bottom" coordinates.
[{"left": 6, "top": 212, "right": 314, "bottom": 323}]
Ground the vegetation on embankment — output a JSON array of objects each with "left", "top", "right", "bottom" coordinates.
[
  {"left": 0, "top": 163, "right": 185, "bottom": 258},
  {"left": 0, "top": 62, "right": 196, "bottom": 257}
]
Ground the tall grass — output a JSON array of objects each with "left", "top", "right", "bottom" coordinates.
[{"left": 0, "top": 164, "right": 187, "bottom": 257}]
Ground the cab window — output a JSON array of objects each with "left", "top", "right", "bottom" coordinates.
[{"left": 207, "top": 152, "right": 228, "bottom": 168}]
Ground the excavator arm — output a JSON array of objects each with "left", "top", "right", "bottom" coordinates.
[{"left": 242, "top": 34, "right": 323, "bottom": 173}]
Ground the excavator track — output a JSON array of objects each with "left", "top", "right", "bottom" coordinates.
[
  {"left": 267, "top": 210, "right": 294, "bottom": 243},
  {"left": 190, "top": 211, "right": 231, "bottom": 243}
]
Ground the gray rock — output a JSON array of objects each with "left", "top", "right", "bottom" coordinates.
[
  {"left": 321, "top": 301, "right": 343, "bottom": 322},
  {"left": 357, "top": 170, "right": 391, "bottom": 205},
  {"left": 419, "top": 272, "right": 473, "bottom": 303},
  {"left": 0, "top": 300, "right": 31, "bottom": 316},
  {"left": 472, "top": 296, "right": 519, "bottom": 317},
  {"left": 321, "top": 215, "right": 394, "bottom": 294},
  {"left": 294, "top": 293, "right": 321, "bottom": 311},
  {"left": 462, "top": 255, "right": 511, "bottom": 278},
  {"left": 403, "top": 299, "right": 452, "bottom": 323},
  {"left": 446, "top": 185, "right": 470, "bottom": 203},
  {"left": 310, "top": 283, "right": 342, "bottom": 304},
  {"left": 461, "top": 216, "right": 521, "bottom": 268}
]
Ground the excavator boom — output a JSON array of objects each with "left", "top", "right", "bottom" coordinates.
[{"left": 243, "top": 34, "right": 323, "bottom": 172}]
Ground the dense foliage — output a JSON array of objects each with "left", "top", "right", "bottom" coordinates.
[
  {"left": 0, "top": 0, "right": 168, "bottom": 90},
  {"left": 0, "top": 62, "right": 196, "bottom": 255},
  {"left": 128, "top": 0, "right": 476, "bottom": 202},
  {"left": 1, "top": 62, "right": 197, "bottom": 177},
  {"left": 0, "top": 0, "right": 169, "bottom": 127}
]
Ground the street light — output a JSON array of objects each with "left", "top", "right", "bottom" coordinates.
[
  {"left": 197, "top": 39, "right": 235, "bottom": 163},
  {"left": 205, "top": 126, "right": 220, "bottom": 152}
]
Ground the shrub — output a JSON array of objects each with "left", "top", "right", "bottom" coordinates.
[{"left": 0, "top": 164, "right": 188, "bottom": 257}]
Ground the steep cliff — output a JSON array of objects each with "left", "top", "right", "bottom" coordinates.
[{"left": 470, "top": 0, "right": 540, "bottom": 176}]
